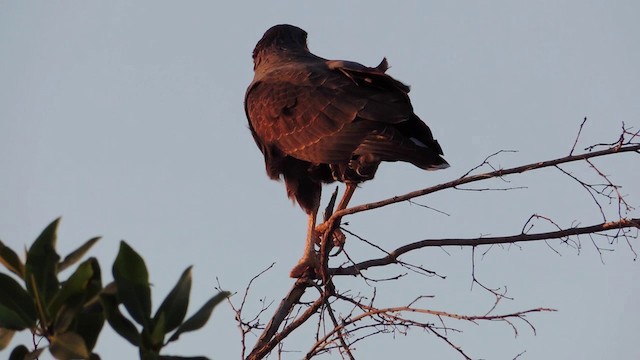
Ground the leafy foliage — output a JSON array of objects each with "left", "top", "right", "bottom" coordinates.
[
  {"left": 0, "top": 219, "right": 229, "bottom": 359},
  {"left": 104, "top": 241, "right": 230, "bottom": 359}
]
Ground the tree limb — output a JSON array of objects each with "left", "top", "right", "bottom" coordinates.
[
  {"left": 242, "top": 124, "right": 639, "bottom": 359},
  {"left": 330, "top": 143, "right": 640, "bottom": 221},
  {"left": 332, "top": 218, "right": 639, "bottom": 275}
]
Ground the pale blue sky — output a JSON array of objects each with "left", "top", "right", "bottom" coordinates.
[{"left": 1, "top": 1, "right": 639, "bottom": 359}]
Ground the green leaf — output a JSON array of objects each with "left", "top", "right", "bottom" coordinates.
[
  {"left": 140, "top": 349, "right": 160, "bottom": 360},
  {"left": 25, "top": 347, "right": 46, "bottom": 360},
  {"left": 154, "top": 267, "right": 192, "bottom": 334},
  {"left": 0, "top": 327, "right": 15, "bottom": 350},
  {"left": 100, "top": 292, "right": 140, "bottom": 347},
  {"left": 74, "top": 304, "right": 104, "bottom": 352},
  {"left": 0, "top": 273, "right": 37, "bottom": 330},
  {"left": 9, "top": 345, "right": 45, "bottom": 360},
  {"left": 167, "top": 291, "right": 230, "bottom": 343},
  {"left": 24, "top": 218, "right": 61, "bottom": 315},
  {"left": 48, "top": 259, "right": 95, "bottom": 319},
  {"left": 48, "top": 258, "right": 97, "bottom": 320},
  {"left": 49, "top": 332, "right": 90, "bottom": 360},
  {"left": 0, "top": 240, "right": 24, "bottom": 278},
  {"left": 84, "top": 281, "right": 115, "bottom": 311},
  {"left": 49, "top": 258, "right": 105, "bottom": 351},
  {"left": 59, "top": 237, "right": 101, "bottom": 273},
  {"left": 112, "top": 241, "right": 151, "bottom": 326},
  {"left": 0, "top": 305, "right": 28, "bottom": 331},
  {"left": 150, "top": 312, "right": 165, "bottom": 349},
  {"left": 53, "top": 306, "right": 78, "bottom": 335},
  {"left": 9, "top": 345, "right": 29, "bottom": 360},
  {"left": 74, "top": 259, "right": 105, "bottom": 352}
]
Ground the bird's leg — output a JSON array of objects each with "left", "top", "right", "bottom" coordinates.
[
  {"left": 290, "top": 184, "right": 357, "bottom": 278},
  {"left": 289, "top": 209, "right": 320, "bottom": 278},
  {"left": 316, "top": 183, "right": 357, "bottom": 248},
  {"left": 336, "top": 182, "right": 357, "bottom": 213}
]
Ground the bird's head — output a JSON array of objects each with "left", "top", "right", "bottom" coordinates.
[{"left": 252, "top": 24, "right": 309, "bottom": 70}]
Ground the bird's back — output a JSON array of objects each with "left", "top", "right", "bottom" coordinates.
[
  {"left": 244, "top": 24, "right": 448, "bottom": 212},
  {"left": 246, "top": 54, "right": 448, "bottom": 180}
]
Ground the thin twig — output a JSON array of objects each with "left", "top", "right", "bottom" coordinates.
[
  {"left": 332, "top": 218, "right": 640, "bottom": 275},
  {"left": 330, "top": 143, "right": 640, "bottom": 221}
]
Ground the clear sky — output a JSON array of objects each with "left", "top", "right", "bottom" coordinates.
[{"left": 1, "top": 1, "right": 639, "bottom": 359}]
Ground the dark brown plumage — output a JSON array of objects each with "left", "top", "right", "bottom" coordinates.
[{"left": 244, "top": 24, "right": 449, "bottom": 277}]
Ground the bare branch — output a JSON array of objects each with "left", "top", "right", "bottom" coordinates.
[
  {"left": 569, "top": 117, "right": 589, "bottom": 156},
  {"left": 330, "top": 143, "right": 640, "bottom": 221},
  {"left": 332, "top": 218, "right": 639, "bottom": 275},
  {"left": 247, "top": 280, "right": 316, "bottom": 360},
  {"left": 218, "top": 263, "right": 276, "bottom": 359},
  {"left": 310, "top": 293, "right": 554, "bottom": 360},
  {"left": 244, "top": 122, "right": 639, "bottom": 359}
]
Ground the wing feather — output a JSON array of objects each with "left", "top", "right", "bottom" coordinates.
[{"left": 245, "top": 59, "right": 440, "bottom": 166}]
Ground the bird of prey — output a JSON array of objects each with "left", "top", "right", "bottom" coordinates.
[{"left": 245, "top": 24, "right": 449, "bottom": 278}]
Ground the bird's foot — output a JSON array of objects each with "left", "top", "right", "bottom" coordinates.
[
  {"left": 289, "top": 253, "right": 320, "bottom": 278},
  {"left": 314, "top": 222, "right": 347, "bottom": 249}
]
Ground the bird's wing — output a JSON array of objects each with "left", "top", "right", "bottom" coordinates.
[
  {"left": 328, "top": 59, "right": 446, "bottom": 159},
  {"left": 325, "top": 59, "right": 416, "bottom": 123},
  {"left": 245, "top": 60, "right": 420, "bottom": 164}
]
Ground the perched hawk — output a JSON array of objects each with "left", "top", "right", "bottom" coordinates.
[{"left": 245, "top": 24, "right": 449, "bottom": 277}]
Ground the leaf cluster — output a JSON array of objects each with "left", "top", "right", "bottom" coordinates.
[{"left": 0, "top": 219, "right": 229, "bottom": 360}]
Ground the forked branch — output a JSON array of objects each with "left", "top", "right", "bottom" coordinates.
[
  {"left": 332, "top": 218, "right": 639, "bottom": 275},
  {"left": 240, "top": 123, "right": 639, "bottom": 360},
  {"left": 331, "top": 142, "right": 639, "bottom": 221}
]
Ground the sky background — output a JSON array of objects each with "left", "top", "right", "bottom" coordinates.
[{"left": 1, "top": 1, "right": 639, "bottom": 359}]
